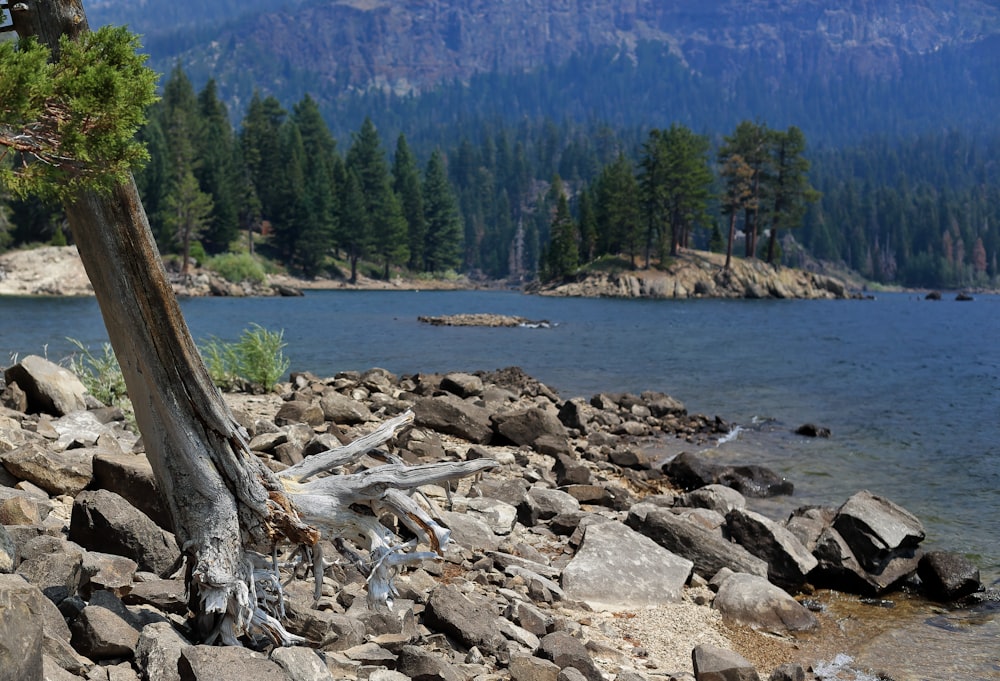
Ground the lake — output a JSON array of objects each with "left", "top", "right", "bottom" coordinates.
[{"left": 1, "top": 289, "right": 998, "bottom": 678}]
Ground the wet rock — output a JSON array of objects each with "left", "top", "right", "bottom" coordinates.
[
  {"left": 424, "top": 584, "right": 506, "bottom": 654},
  {"left": 794, "top": 423, "right": 831, "bottom": 438},
  {"left": 833, "top": 490, "right": 924, "bottom": 575},
  {"left": 1, "top": 441, "right": 94, "bottom": 496},
  {"left": 4, "top": 355, "right": 88, "bottom": 416},
  {"left": 662, "top": 453, "right": 792, "bottom": 498},
  {"left": 69, "top": 490, "right": 179, "bottom": 576},
  {"left": 562, "top": 520, "right": 692, "bottom": 609},
  {"left": 691, "top": 643, "right": 761, "bottom": 681},
  {"left": 538, "top": 631, "right": 603, "bottom": 681},
  {"left": 412, "top": 394, "right": 493, "bottom": 444},
  {"left": 726, "top": 509, "right": 818, "bottom": 590},
  {"left": 627, "top": 503, "right": 768, "bottom": 580},
  {"left": 713, "top": 573, "right": 818, "bottom": 633},
  {"left": 178, "top": 645, "right": 291, "bottom": 680},
  {"left": 918, "top": 551, "right": 981, "bottom": 601}
]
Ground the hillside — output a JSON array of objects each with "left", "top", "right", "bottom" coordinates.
[{"left": 87, "top": 0, "right": 1000, "bottom": 143}]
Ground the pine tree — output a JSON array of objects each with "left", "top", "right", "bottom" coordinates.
[
  {"left": 240, "top": 93, "right": 286, "bottom": 231},
  {"left": 721, "top": 121, "right": 773, "bottom": 259},
  {"left": 340, "top": 169, "right": 371, "bottom": 283},
  {"left": 195, "top": 79, "right": 240, "bottom": 254},
  {"left": 765, "top": 126, "right": 819, "bottom": 264},
  {"left": 545, "top": 177, "right": 579, "bottom": 281},
  {"left": 593, "top": 153, "right": 641, "bottom": 266},
  {"left": 163, "top": 167, "right": 214, "bottom": 274},
  {"left": 270, "top": 121, "right": 309, "bottom": 268},
  {"left": 422, "top": 149, "right": 462, "bottom": 272},
  {"left": 291, "top": 94, "right": 338, "bottom": 276},
  {"left": 392, "top": 134, "right": 426, "bottom": 271}
]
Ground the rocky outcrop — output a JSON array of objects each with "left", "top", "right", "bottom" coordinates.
[{"left": 539, "top": 251, "right": 852, "bottom": 300}]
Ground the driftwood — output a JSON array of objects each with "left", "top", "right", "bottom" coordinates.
[{"left": 14, "top": 0, "right": 495, "bottom": 647}]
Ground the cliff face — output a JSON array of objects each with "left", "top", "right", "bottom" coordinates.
[{"left": 164, "top": 0, "right": 1000, "bottom": 96}]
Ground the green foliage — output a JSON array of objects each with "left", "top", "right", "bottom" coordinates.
[
  {"left": 0, "top": 27, "right": 158, "bottom": 199},
  {"left": 201, "top": 324, "right": 290, "bottom": 391},
  {"left": 206, "top": 252, "right": 266, "bottom": 284},
  {"left": 66, "top": 338, "right": 132, "bottom": 420}
]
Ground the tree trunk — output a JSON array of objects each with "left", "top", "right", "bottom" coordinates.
[
  {"left": 17, "top": 0, "right": 492, "bottom": 646},
  {"left": 725, "top": 211, "right": 737, "bottom": 270}
]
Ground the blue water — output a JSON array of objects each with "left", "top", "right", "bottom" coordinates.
[{"left": 2, "top": 289, "right": 999, "bottom": 678}]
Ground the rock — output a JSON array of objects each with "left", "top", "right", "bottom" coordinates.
[
  {"left": 270, "top": 645, "right": 336, "bottom": 681},
  {"left": 725, "top": 509, "right": 818, "bottom": 590},
  {"left": 0, "top": 574, "right": 46, "bottom": 680},
  {"left": 691, "top": 644, "right": 761, "bottom": 681},
  {"left": 537, "top": 631, "right": 603, "bottom": 681},
  {"left": 794, "top": 423, "right": 830, "bottom": 438},
  {"left": 283, "top": 599, "right": 365, "bottom": 651},
  {"left": 16, "top": 535, "right": 84, "bottom": 605},
  {"left": 527, "top": 487, "right": 580, "bottom": 521},
  {"left": 424, "top": 584, "right": 506, "bottom": 654},
  {"left": 440, "top": 372, "right": 484, "bottom": 398},
  {"left": 437, "top": 510, "right": 501, "bottom": 552},
  {"left": 492, "top": 407, "right": 567, "bottom": 447},
  {"left": 0, "top": 524, "right": 15, "bottom": 573},
  {"left": 275, "top": 399, "right": 325, "bottom": 427},
  {"left": 833, "top": 490, "right": 924, "bottom": 574},
  {"left": 3, "top": 355, "right": 88, "bottom": 416},
  {"left": 123, "top": 578, "right": 187, "bottom": 615},
  {"left": 91, "top": 452, "right": 171, "bottom": 532},
  {"left": 562, "top": 520, "right": 692, "bottom": 609},
  {"left": 395, "top": 645, "right": 464, "bottom": 681},
  {"left": 318, "top": 392, "right": 371, "bottom": 425},
  {"left": 82, "top": 551, "right": 137, "bottom": 598},
  {"left": 627, "top": 503, "right": 768, "bottom": 580},
  {"left": 768, "top": 663, "right": 806, "bottom": 681},
  {"left": 412, "top": 394, "right": 493, "bottom": 443},
  {"left": 69, "top": 490, "right": 179, "bottom": 576},
  {"left": 1, "top": 441, "right": 94, "bottom": 496},
  {"left": 509, "top": 653, "right": 561, "bottom": 681},
  {"left": 70, "top": 591, "right": 141, "bottom": 660},
  {"left": 557, "top": 399, "right": 594, "bottom": 433},
  {"left": 178, "top": 645, "right": 291, "bottom": 680},
  {"left": 465, "top": 496, "right": 518, "bottom": 535},
  {"left": 678, "top": 484, "right": 747, "bottom": 515},
  {"left": 0, "top": 492, "right": 52, "bottom": 525},
  {"left": 712, "top": 573, "right": 818, "bottom": 633},
  {"left": 553, "top": 454, "right": 591, "bottom": 486},
  {"left": 662, "top": 453, "right": 793, "bottom": 498},
  {"left": 917, "top": 551, "right": 981, "bottom": 601},
  {"left": 135, "top": 621, "right": 192, "bottom": 681}
]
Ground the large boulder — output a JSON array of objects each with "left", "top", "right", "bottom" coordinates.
[
  {"left": 832, "top": 490, "right": 924, "bottom": 587},
  {"left": 16, "top": 535, "right": 85, "bottom": 605},
  {"left": 3, "top": 355, "right": 88, "bottom": 416},
  {"left": 713, "top": 573, "right": 818, "bottom": 633},
  {"left": 424, "top": 584, "right": 506, "bottom": 655},
  {"left": 918, "top": 551, "right": 981, "bottom": 601},
  {"left": 69, "top": 490, "right": 179, "bottom": 576},
  {"left": 0, "top": 574, "right": 45, "bottom": 681},
  {"left": 318, "top": 392, "right": 372, "bottom": 425},
  {"left": 492, "top": 407, "right": 567, "bottom": 447},
  {"left": 662, "top": 453, "right": 792, "bottom": 497},
  {"left": 725, "top": 509, "right": 818, "bottom": 590},
  {"left": 537, "top": 631, "right": 603, "bottom": 681},
  {"left": 412, "top": 394, "right": 493, "bottom": 444},
  {"left": 91, "top": 452, "right": 171, "bottom": 531},
  {"left": 179, "top": 645, "right": 292, "bottom": 680},
  {"left": 626, "top": 503, "right": 768, "bottom": 580},
  {"left": 691, "top": 644, "right": 761, "bottom": 681},
  {"left": 561, "top": 520, "right": 692, "bottom": 609},
  {"left": 1, "top": 442, "right": 94, "bottom": 496}
]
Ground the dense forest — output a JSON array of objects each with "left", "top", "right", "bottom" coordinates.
[{"left": 1, "top": 62, "right": 998, "bottom": 290}]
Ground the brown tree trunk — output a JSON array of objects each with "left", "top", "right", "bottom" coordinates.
[{"left": 725, "top": 211, "right": 737, "bottom": 270}]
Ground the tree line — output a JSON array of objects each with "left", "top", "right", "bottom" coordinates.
[{"left": 2, "top": 63, "right": 998, "bottom": 290}]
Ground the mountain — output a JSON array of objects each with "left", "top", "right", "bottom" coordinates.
[{"left": 86, "top": 0, "right": 1000, "bottom": 144}]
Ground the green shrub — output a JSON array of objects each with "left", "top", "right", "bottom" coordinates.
[
  {"left": 201, "top": 323, "right": 291, "bottom": 392},
  {"left": 66, "top": 338, "right": 133, "bottom": 421},
  {"left": 206, "top": 252, "right": 267, "bottom": 284}
]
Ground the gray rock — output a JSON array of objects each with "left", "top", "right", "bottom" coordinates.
[
  {"left": 0, "top": 524, "right": 15, "bottom": 573},
  {"left": 16, "top": 535, "right": 84, "bottom": 604},
  {"left": 768, "top": 663, "right": 806, "bottom": 681},
  {"left": 50, "top": 410, "right": 114, "bottom": 450},
  {"left": 557, "top": 398, "right": 594, "bottom": 433},
  {"left": 1, "top": 441, "right": 94, "bottom": 496},
  {"left": 440, "top": 372, "right": 484, "bottom": 398},
  {"left": 833, "top": 490, "right": 925, "bottom": 573},
  {"left": 0, "top": 574, "right": 45, "bottom": 681},
  {"left": 91, "top": 452, "right": 171, "bottom": 532},
  {"left": 465, "top": 496, "right": 518, "bottom": 535},
  {"left": 537, "top": 631, "right": 602, "bottom": 681},
  {"left": 509, "top": 653, "right": 560, "bottom": 681},
  {"left": 135, "top": 621, "right": 192, "bottom": 681},
  {"left": 424, "top": 583, "right": 506, "bottom": 654},
  {"left": 318, "top": 392, "right": 372, "bottom": 425},
  {"left": 678, "top": 485, "right": 747, "bottom": 515},
  {"left": 395, "top": 645, "right": 463, "bottom": 681},
  {"left": 270, "top": 646, "right": 336, "bottom": 681},
  {"left": 81, "top": 551, "right": 137, "bottom": 598},
  {"left": 179, "top": 645, "right": 291, "bottom": 680},
  {"left": 438, "top": 510, "right": 502, "bottom": 552},
  {"left": 508, "top": 599, "right": 554, "bottom": 637},
  {"left": 122, "top": 578, "right": 187, "bottom": 615},
  {"left": 562, "top": 521, "right": 692, "bottom": 609},
  {"left": 283, "top": 599, "right": 365, "bottom": 651},
  {"left": 0, "top": 491, "right": 53, "bottom": 525},
  {"left": 70, "top": 591, "right": 141, "bottom": 660},
  {"left": 4, "top": 355, "right": 88, "bottom": 416},
  {"left": 69, "top": 490, "right": 179, "bottom": 576},
  {"left": 527, "top": 487, "right": 580, "bottom": 520},
  {"left": 492, "top": 407, "right": 567, "bottom": 447},
  {"left": 691, "top": 644, "right": 761, "bottom": 681},
  {"left": 712, "top": 573, "right": 818, "bottom": 633},
  {"left": 412, "top": 394, "right": 493, "bottom": 444},
  {"left": 725, "top": 509, "right": 818, "bottom": 590},
  {"left": 274, "top": 399, "right": 325, "bottom": 427},
  {"left": 918, "top": 550, "right": 981, "bottom": 601},
  {"left": 627, "top": 503, "right": 768, "bottom": 580},
  {"left": 553, "top": 454, "right": 592, "bottom": 486}
]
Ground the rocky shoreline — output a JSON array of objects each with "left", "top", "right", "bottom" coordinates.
[{"left": 1, "top": 356, "right": 991, "bottom": 680}]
